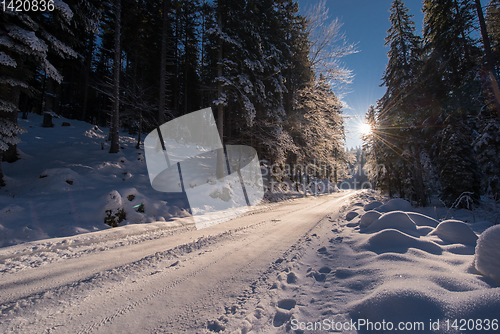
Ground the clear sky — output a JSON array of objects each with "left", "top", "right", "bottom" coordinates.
[{"left": 297, "top": 0, "right": 426, "bottom": 149}]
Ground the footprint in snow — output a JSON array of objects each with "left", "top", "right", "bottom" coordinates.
[
  {"left": 273, "top": 309, "right": 291, "bottom": 327},
  {"left": 313, "top": 272, "right": 326, "bottom": 282},
  {"left": 319, "top": 266, "right": 332, "bottom": 273},
  {"left": 287, "top": 272, "right": 298, "bottom": 284},
  {"left": 277, "top": 299, "right": 296, "bottom": 310},
  {"left": 329, "top": 236, "right": 343, "bottom": 244},
  {"left": 317, "top": 246, "right": 328, "bottom": 254}
]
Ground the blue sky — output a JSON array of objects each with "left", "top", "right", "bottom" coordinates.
[{"left": 297, "top": 0, "right": 426, "bottom": 149}]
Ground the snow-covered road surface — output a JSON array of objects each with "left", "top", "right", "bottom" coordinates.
[{"left": 0, "top": 190, "right": 357, "bottom": 333}]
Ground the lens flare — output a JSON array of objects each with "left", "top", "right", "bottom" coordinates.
[{"left": 359, "top": 122, "right": 372, "bottom": 135}]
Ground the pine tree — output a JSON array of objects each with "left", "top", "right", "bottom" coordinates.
[
  {"left": 375, "top": 0, "right": 430, "bottom": 204},
  {"left": 381, "top": 0, "right": 421, "bottom": 104},
  {"left": 0, "top": 1, "right": 78, "bottom": 185},
  {"left": 474, "top": 119, "right": 500, "bottom": 199},
  {"left": 159, "top": 0, "right": 171, "bottom": 125},
  {"left": 438, "top": 116, "right": 481, "bottom": 206},
  {"left": 486, "top": 0, "right": 500, "bottom": 68},
  {"left": 109, "top": 0, "right": 121, "bottom": 154},
  {"left": 480, "top": 0, "right": 500, "bottom": 117},
  {"left": 422, "top": 0, "right": 479, "bottom": 98}
]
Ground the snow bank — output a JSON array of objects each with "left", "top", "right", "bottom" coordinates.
[
  {"left": 474, "top": 224, "right": 500, "bottom": 284},
  {"left": 164, "top": 191, "right": 499, "bottom": 333},
  {"left": 349, "top": 284, "right": 446, "bottom": 326},
  {"left": 429, "top": 220, "right": 478, "bottom": 246},
  {"left": 349, "top": 282, "right": 500, "bottom": 330}
]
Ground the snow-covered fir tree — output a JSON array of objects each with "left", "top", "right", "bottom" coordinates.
[
  {"left": 475, "top": 119, "right": 500, "bottom": 200},
  {"left": 292, "top": 75, "right": 345, "bottom": 170},
  {"left": 438, "top": 116, "right": 481, "bottom": 206},
  {"left": 0, "top": 2, "right": 79, "bottom": 185}
]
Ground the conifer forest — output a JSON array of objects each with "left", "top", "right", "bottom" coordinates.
[
  {"left": 1, "top": 0, "right": 500, "bottom": 208},
  {"left": 364, "top": 0, "right": 500, "bottom": 207}
]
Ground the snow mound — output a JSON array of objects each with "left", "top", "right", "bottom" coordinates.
[
  {"left": 349, "top": 283, "right": 500, "bottom": 329},
  {"left": 429, "top": 220, "right": 478, "bottom": 246},
  {"left": 346, "top": 211, "right": 359, "bottom": 221},
  {"left": 0, "top": 205, "right": 24, "bottom": 216},
  {"left": 365, "top": 211, "right": 417, "bottom": 232},
  {"left": 407, "top": 212, "right": 439, "bottom": 227},
  {"left": 363, "top": 201, "right": 383, "bottom": 211},
  {"left": 104, "top": 190, "right": 122, "bottom": 212},
  {"left": 38, "top": 168, "right": 82, "bottom": 192},
  {"left": 359, "top": 210, "right": 381, "bottom": 228},
  {"left": 349, "top": 285, "right": 445, "bottom": 326},
  {"left": 361, "top": 229, "right": 443, "bottom": 254},
  {"left": 474, "top": 224, "right": 500, "bottom": 284},
  {"left": 376, "top": 198, "right": 413, "bottom": 212}
]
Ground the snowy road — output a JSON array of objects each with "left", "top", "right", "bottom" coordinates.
[{"left": 0, "top": 190, "right": 357, "bottom": 333}]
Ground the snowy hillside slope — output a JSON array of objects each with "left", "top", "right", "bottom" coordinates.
[{"left": 0, "top": 114, "right": 191, "bottom": 248}]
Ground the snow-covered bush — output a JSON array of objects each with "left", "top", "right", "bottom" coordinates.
[
  {"left": 474, "top": 225, "right": 500, "bottom": 284},
  {"left": 103, "top": 190, "right": 126, "bottom": 227}
]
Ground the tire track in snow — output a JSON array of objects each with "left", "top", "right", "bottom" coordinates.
[
  {"left": 73, "top": 192, "right": 357, "bottom": 333},
  {"left": 75, "top": 198, "right": 335, "bottom": 333},
  {"left": 1, "top": 191, "right": 357, "bottom": 333}
]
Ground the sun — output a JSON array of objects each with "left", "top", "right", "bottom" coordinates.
[{"left": 359, "top": 122, "right": 372, "bottom": 135}]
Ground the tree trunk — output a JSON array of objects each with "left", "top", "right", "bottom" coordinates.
[
  {"left": 475, "top": 0, "right": 500, "bottom": 117},
  {"left": 42, "top": 113, "right": 54, "bottom": 127},
  {"left": 184, "top": 10, "right": 189, "bottom": 115},
  {"left": 44, "top": 78, "right": 55, "bottom": 113},
  {"left": 38, "top": 73, "right": 46, "bottom": 115},
  {"left": 414, "top": 145, "right": 427, "bottom": 206},
  {"left": 0, "top": 153, "right": 5, "bottom": 187},
  {"left": 216, "top": 9, "right": 225, "bottom": 179},
  {"left": 109, "top": 0, "right": 121, "bottom": 154},
  {"left": 81, "top": 33, "right": 94, "bottom": 122},
  {"left": 173, "top": 8, "right": 180, "bottom": 116},
  {"left": 158, "top": 0, "right": 169, "bottom": 125},
  {"left": 136, "top": 110, "right": 142, "bottom": 149}
]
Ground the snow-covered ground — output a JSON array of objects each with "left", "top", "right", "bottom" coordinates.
[
  {"left": 0, "top": 114, "right": 192, "bottom": 248},
  {"left": 0, "top": 114, "right": 499, "bottom": 333},
  {"left": 217, "top": 194, "right": 500, "bottom": 334}
]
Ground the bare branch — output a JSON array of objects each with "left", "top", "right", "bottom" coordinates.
[{"left": 305, "top": 0, "right": 358, "bottom": 90}]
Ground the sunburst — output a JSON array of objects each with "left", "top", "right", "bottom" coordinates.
[{"left": 359, "top": 122, "right": 372, "bottom": 135}]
